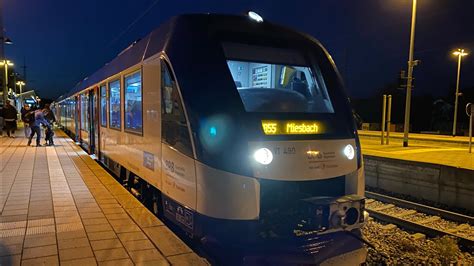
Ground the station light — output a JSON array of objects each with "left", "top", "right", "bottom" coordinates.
[
  {"left": 452, "top": 49, "right": 468, "bottom": 136},
  {"left": 4, "top": 38, "right": 13, "bottom": 45},
  {"left": 0, "top": 60, "right": 14, "bottom": 66},
  {"left": 254, "top": 148, "right": 273, "bottom": 165},
  {"left": 343, "top": 144, "right": 355, "bottom": 160},
  {"left": 453, "top": 49, "right": 468, "bottom": 57},
  {"left": 248, "top": 11, "right": 264, "bottom": 23}
]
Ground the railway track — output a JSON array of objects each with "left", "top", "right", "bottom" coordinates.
[{"left": 365, "top": 191, "right": 474, "bottom": 251}]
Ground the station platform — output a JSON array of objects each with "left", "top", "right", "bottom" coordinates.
[
  {"left": 359, "top": 130, "right": 470, "bottom": 146},
  {"left": 358, "top": 130, "right": 473, "bottom": 170},
  {"left": 0, "top": 131, "right": 207, "bottom": 265}
]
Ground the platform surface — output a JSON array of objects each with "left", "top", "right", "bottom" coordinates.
[
  {"left": 359, "top": 130, "right": 470, "bottom": 145},
  {"left": 0, "top": 131, "right": 207, "bottom": 266},
  {"left": 359, "top": 130, "right": 473, "bottom": 170}
]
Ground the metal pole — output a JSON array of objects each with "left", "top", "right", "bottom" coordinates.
[
  {"left": 403, "top": 0, "right": 418, "bottom": 147},
  {"left": 13, "top": 72, "right": 16, "bottom": 93},
  {"left": 3, "top": 60, "right": 8, "bottom": 103},
  {"left": 0, "top": 0, "right": 5, "bottom": 105},
  {"left": 453, "top": 53, "right": 462, "bottom": 136},
  {"left": 381, "top": 95, "right": 387, "bottom": 145},
  {"left": 469, "top": 111, "right": 472, "bottom": 153},
  {"left": 0, "top": 0, "right": 4, "bottom": 61},
  {"left": 386, "top": 95, "right": 392, "bottom": 145}
]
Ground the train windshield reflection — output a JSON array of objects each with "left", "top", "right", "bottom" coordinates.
[{"left": 224, "top": 44, "right": 334, "bottom": 113}]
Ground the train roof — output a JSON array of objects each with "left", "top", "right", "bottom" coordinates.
[
  {"left": 64, "top": 23, "right": 161, "bottom": 98},
  {"left": 61, "top": 13, "right": 325, "bottom": 100}
]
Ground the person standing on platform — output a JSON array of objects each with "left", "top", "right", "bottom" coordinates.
[
  {"left": 42, "top": 104, "right": 56, "bottom": 146},
  {"left": 27, "top": 109, "right": 49, "bottom": 147},
  {"left": 21, "top": 104, "right": 32, "bottom": 137},
  {"left": 2, "top": 100, "right": 18, "bottom": 138}
]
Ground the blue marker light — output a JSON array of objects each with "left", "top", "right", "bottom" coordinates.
[
  {"left": 199, "top": 115, "right": 231, "bottom": 153},
  {"left": 210, "top": 126, "right": 217, "bottom": 137}
]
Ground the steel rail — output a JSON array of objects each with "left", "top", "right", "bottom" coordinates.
[
  {"left": 365, "top": 191, "right": 474, "bottom": 225},
  {"left": 366, "top": 208, "right": 474, "bottom": 251}
]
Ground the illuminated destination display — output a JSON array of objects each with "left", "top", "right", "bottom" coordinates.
[{"left": 261, "top": 120, "right": 321, "bottom": 135}]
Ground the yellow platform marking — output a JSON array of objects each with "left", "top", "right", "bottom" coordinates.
[{"left": 363, "top": 147, "right": 467, "bottom": 155}]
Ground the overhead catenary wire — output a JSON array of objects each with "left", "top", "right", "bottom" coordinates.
[{"left": 108, "top": 0, "right": 160, "bottom": 47}]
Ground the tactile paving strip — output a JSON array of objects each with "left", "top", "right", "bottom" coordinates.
[
  {"left": 0, "top": 228, "right": 25, "bottom": 238},
  {"left": 27, "top": 218, "right": 55, "bottom": 227},
  {"left": 0, "top": 220, "right": 27, "bottom": 230},
  {"left": 56, "top": 222, "right": 84, "bottom": 233},
  {"left": 25, "top": 225, "right": 56, "bottom": 236}
]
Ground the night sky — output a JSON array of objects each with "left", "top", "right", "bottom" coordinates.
[{"left": 4, "top": 0, "right": 474, "bottom": 100}]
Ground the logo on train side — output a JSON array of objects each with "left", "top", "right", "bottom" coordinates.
[
  {"left": 164, "top": 160, "right": 175, "bottom": 173},
  {"left": 143, "top": 151, "right": 155, "bottom": 171}
]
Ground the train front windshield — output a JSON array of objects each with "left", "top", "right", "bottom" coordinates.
[{"left": 224, "top": 42, "right": 335, "bottom": 114}]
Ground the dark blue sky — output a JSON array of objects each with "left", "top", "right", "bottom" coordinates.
[{"left": 4, "top": 0, "right": 474, "bottom": 99}]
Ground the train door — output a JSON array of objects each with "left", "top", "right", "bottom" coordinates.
[
  {"left": 75, "top": 95, "right": 80, "bottom": 142},
  {"left": 79, "top": 92, "right": 90, "bottom": 151},
  {"left": 65, "top": 101, "right": 69, "bottom": 134},
  {"left": 89, "top": 88, "right": 99, "bottom": 156},
  {"left": 160, "top": 59, "right": 196, "bottom": 234}
]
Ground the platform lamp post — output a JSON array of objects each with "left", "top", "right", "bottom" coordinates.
[
  {"left": 0, "top": 2, "right": 14, "bottom": 105},
  {"left": 16, "top": 80, "right": 25, "bottom": 94},
  {"left": 402, "top": 0, "right": 419, "bottom": 147},
  {"left": 0, "top": 59, "right": 14, "bottom": 104},
  {"left": 2, "top": 37, "right": 12, "bottom": 45},
  {"left": 452, "top": 49, "right": 468, "bottom": 137},
  {"left": 0, "top": 37, "right": 13, "bottom": 44}
]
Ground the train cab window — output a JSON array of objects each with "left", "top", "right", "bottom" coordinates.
[
  {"left": 109, "top": 79, "right": 121, "bottom": 130},
  {"left": 161, "top": 61, "right": 193, "bottom": 157},
  {"left": 223, "top": 43, "right": 335, "bottom": 113},
  {"left": 124, "top": 71, "right": 143, "bottom": 133},
  {"left": 100, "top": 85, "right": 107, "bottom": 127},
  {"left": 80, "top": 93, "right": 89, "bottom": 132}
]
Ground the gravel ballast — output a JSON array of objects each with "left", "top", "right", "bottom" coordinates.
[{"left": 362, "top": 220, "right": 474, "bottom": 265}]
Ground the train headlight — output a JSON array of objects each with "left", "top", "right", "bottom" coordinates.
[
  {"left": 254, "top": 148, "right": 273, "bottom": 165},
  {"left": 343, "top": 144, "right": 355, "bottom": 160},
  {"left": 248, "top": 11, "right": 264, "bottom": 23}
]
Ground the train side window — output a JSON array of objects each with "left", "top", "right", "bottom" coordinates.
[
  {"left": 100, "top": 84, "right": 107, "bottom": 127},
  {"left": 81, "top": 93, "right": 89, "bottom": 133},
  {"left": 161, "top": 61, "right": 193, "bottom": 157},
  {"left": 109, "top": 79, "right": 121, "bottom": 130},
  {"left": 124, "top": 71, "right": 143, "bottom": 134}
]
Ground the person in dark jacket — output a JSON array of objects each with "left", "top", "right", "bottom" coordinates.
[
  {"left": 42, "top": 104, "right": 56, "bottom": 146},
  {"left": 43, "top": 104, "right": 56, "bottom": 123},
  {"left": 20, "top": 104, "right": 32, "bottom": 137},
  {"left": 2, "top": 100, "right": 18, "bottom": 138},
  {"left": 27, "top": 109, "right": 49, "bottom": 147}
]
